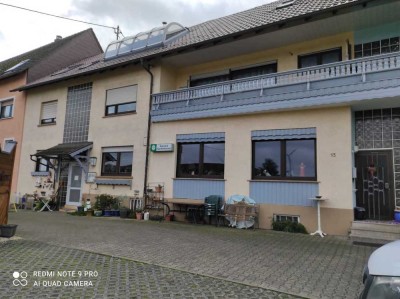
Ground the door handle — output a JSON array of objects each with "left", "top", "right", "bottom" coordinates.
[{"left": 385, "top": 183, "right": 390, "bottom": 189}]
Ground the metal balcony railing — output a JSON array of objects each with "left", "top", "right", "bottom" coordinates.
[{"left": 152, "top": 52, "right": 400, "bottom": 108}]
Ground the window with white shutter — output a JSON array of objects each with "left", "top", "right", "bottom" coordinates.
[
  {"left": 40, "top": 101, "right": 57, "bottom": 125},
  {"left": 105, "top": 85, "right": 137, "bottom": 116}
]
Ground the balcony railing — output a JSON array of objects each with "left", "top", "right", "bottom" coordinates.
[{"left": 152, "top": 52, "right": 400, "bottom": 107}]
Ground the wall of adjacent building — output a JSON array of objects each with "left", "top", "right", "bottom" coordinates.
[{"left": 0, "top": 72, "right": 27, "bottom": 196}]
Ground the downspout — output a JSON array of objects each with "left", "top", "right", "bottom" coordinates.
[{"left": 141, "top": 59, "right": 154, "bottom": 197}]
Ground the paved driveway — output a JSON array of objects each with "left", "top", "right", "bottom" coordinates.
[{"left": 7, "top": 211, "right": 374, "bottom": 298}]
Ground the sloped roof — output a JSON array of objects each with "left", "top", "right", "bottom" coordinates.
[
  {"left": 33, "top": 142, "right": 93, "bottom": 158},
  {"left": 18, "top": 0, "right": 364, "bottom": 90},
  {"left": 0, "top": 29, "right": 101, "bottom": 81}
]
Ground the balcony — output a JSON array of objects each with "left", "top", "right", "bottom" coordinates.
[{"left": 151, "top": 52, "right": 400, "bottom": 122}]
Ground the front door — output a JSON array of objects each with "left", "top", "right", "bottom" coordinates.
[
  {"left": 66, "top": 164, "right": 83, "bottom": 206},
  {"left": 355, "top": 150, "right": 395, "bottom": 220}
]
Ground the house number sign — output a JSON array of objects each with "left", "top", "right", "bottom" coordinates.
[{"left": 150, "top": 143, "right": 174, "bottom": 152}]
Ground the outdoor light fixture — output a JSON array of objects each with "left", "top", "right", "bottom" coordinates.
[
  {"left": 1, "top": 140, "right": 17, "bottom": 154},
  {"left": 89, "top": 157, "right": 97, "bottom": 166}
]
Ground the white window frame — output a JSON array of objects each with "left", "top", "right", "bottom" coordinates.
[
  {"left": 40, "top": 100, "right": 58, "bottom": 125},
  {"left": 105, "top": 85, "right": 137, "bottom": 116},
  {"left": 2, "top": 138, "right": 15, "bottom": 151},
  {"left": 0, "top": 98, "right": 14, "bottom": 119}
]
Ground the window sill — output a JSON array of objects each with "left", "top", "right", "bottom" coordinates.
[
  {"left": 173, "top": 177, "right": 226, "bottom": 181},
  {"left": 103, "top": 112, "right": 136, "bottom": 118},
  {"left": 31, "top": 171, "right": 50, "bottom": 177},
  {"left": 97, "top": 176, "right": 133, "bottom": 179},
  {"left": 95, "top": 177, "right": 132, "bottom": 187},
  {"left": 0, "top": 117, "right": 13, "bottom": 121},
  {"left": 249, "top": 179, "right": 319, "bottom": 183},
  {"left": 38, "top": 123, "right": 56, "bottom": 127}
]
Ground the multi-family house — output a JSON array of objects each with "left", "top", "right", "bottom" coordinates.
[
  {"left": 0, "top": 29, "right": 102, "bottom": 196},
  {"left": 15, "top": 0, "right": 400, "bottom": 236}
]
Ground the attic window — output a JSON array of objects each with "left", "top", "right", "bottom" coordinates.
[
  {"left": 104, "top": 22, "right": 189, "bottom": 60},
  {"left": 276, "top": 0, "right": 295, "bottom": 9},
  {"left": 4, "top": 59, "right": 30, "bottom": 73}
]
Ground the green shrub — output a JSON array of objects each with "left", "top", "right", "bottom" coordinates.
[
  {"left": 272, "top": 220, "right": 308, "bottom": 234},
  {"left": 94, "top": 194, "right": 119, "bottom": 210}
]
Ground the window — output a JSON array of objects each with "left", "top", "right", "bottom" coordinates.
[
  {"left": 274, "top": 214, "right": 300, "bottom": 223},
  {"left": 190, "top": 63, "right": 277, "bottom": 87},
  {"left": 35, "top": 158, "right": 49, "bottom": 172},
  {"left": 177, "top": 142, "right": 225, "bottom": 178},
  {"left": 298, "top": 48, "right": 342, "bottom": 68},
  {"left": 0, "top": 99, "right": 13, "bottom": 119},
  {"left": 253, "top": 139, "right": 316, "bottom": 180},
  {"left": 40, "top": 101, "right": 57, "bottom": 125},
  {"left": 355, "top": 37, "right": 400, "bottom": 59},
  {"left": 105, "top": 85, "right": 137, "bottom": 116},
  {"left": 101, "top": 147, "right": 133, "bottom": 176}
]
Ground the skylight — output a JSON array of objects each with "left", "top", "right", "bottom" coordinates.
[
  {"left": 104, "top": 22, "right": 189, "bottom": 60},
  {"left": 4, "top": 59, "right": 30, "bottom": 73},
  {"left": 276, "top": 0, "right": 296, "bottom": 9}
]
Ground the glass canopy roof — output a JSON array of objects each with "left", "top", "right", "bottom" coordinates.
[{"left": 104, "top": 22, "right": 189, "bottom": 60}]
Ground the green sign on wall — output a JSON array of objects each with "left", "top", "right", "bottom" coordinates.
[{"left": 150, "top": 143, "right": 174, "bottom": 152}]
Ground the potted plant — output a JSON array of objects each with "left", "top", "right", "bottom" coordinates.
[
  {"left": 94, "top": 194, "right": 115, "bottom": 216},
  {"left": 135, "top": 208, "right": 143, "bottom": 220},
  {"left": 155, "top": 184, "right": 163, "bottom": 193}
]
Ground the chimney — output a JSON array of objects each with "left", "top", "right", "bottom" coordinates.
[{"left": 55, "top": 35, "right": 62, "bottom": 41}]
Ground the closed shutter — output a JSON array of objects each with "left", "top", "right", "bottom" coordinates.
[
  {"left": 41, "top": 101, "right": 57, "bottom": 121},
  {"left": 251, "top": 128, "right": 316, "bottom": 141},
  {"left": 106, "top": 85, "right": 137, "bottom": 105}
]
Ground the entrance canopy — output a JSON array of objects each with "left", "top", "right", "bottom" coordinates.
[{"left": 33, "top": 142, "right": 93, "bottom": 159}]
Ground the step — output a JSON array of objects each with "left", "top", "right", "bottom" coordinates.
[{"left": 350, "top": 221, "right": 400, "bottom": 245}]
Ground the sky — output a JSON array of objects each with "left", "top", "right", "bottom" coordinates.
[{"left": 0, "top": 0, "right": 273, "bottom": 62}]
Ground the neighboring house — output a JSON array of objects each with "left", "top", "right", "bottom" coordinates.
[
  {"left": 14, "top": 0, "right": 400, "bottom": 235},
  {"left": 0, "top": 29, "right": 103, "bottom": 197}
]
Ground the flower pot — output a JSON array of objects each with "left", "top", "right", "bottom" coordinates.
[
  {"left": 165, "top": 214, "right": 174, "bottom": 221},
  {"left": 0, "top": 224, "right": 18, "bottom": 238},
  {"left": 94, "top": 210, "right": 102, "bottom": 217},
  {"left": 104, "top": 210, "right": 112, "bottom": 217},
  {"left": 395, "top": 210, "right": 400, "bottom": 223},
  {"left": 77, "top": 206, "right": 84, "bottom": 213},
  {"left": 86, "top": 210, "right": 94, "bottom": 216},
  {"left": 120, "top": 209, "right": 129, "bottom": 218},
  {"left": 136, "top": 212, "right": 143, "bottom": 220}
]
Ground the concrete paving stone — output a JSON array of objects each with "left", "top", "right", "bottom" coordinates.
[{"left": 5, "top": 211, "right": 378, "bottom": 298}]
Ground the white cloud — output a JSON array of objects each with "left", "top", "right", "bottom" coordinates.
[{"left": 0, "top": 0, "right": 273, "bottom": 61}]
